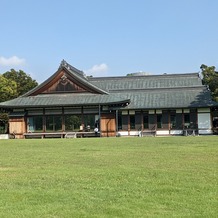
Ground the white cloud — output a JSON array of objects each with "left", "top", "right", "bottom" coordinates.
[
  {"left": 85, "top": 63, "right": 109, "bottom": 77},
  {"left": 0, "top": 56, "right": 26, "bottom": 67}
]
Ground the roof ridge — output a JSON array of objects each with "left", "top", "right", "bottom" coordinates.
[
  {"left": 89, "top": 72, "right": 200, "bottom": 80},
  {"left": 61, "top": 61, "right": 109, "bottom": 95},
  {"left": 60, "top": 60, "right": 86, "bottom": 78},
  {"left": 109, "top": 85, "right": 206, "bottom": 92},
  {"left": 23, "top": 60, "right": 109, "bottom": 96}
]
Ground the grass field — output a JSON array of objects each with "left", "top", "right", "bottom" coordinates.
[{"left": 0, "top": 136, "right": 217, "bottom": 218}]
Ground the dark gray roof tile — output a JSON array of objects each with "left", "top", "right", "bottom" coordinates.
[
  {"left": 89, "top": 73, "right": 202, "bottom": 90},
  {"left": 0, "top": 94, "right": 130, "bottom": 108}
]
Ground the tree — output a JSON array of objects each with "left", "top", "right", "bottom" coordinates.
[
  {"left": 0, "top": 75, "right": 17, "bottom": 102},
  {"left": 0, "top": 69, "right": 38, "bottom": 133},
  {"left": 200, "top": 64, "right": 218, "bottom": 102},
  {"left": 2, "top": 69, "right": 38, "bottom": 97},
  {"left": 0, "top": 112, "right": 9, "bottom": 134}
]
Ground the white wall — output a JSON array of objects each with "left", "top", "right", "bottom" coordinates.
[
  {"left": 198, "top": 113, "right": 211, "bottom": 129},
  {"left": 198, "top": 113, "right": 213, "bottom": 134},
  {"left": 0, "top": 134, "right": 9, "bottom": 139}
]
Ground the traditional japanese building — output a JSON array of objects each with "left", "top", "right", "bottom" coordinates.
[{"left": 0, "top": 60, "right": 218, "bottom": 138}]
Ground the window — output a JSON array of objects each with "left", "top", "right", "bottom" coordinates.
[
  {"left": 143, "top": 114, "right": 149, "bottom": 129},
  {"left": 135, "top": 111, "right": 142, "bottom": 130},
  {"left": 46, "top": 115, "right": 62, "bottom": 131},
  {"left": 27, "top": 116, "right": 43, "bottom": 132},
  {"left": 130, "top": 115, "right": 135, "bottom": 130},
  {"left": 83, "top": 114, "right": 95, "bottom": 131},
  {"left": 122, "top": 115, "right": 128, "bottom": 131},
  {"left": 184, "top": 114, "right": 190, "bottom": 128},
  {"left": 0, "top": 121, "right": 7, "bottom": 134},
  {"left": 118, "top": 112, "right": 122, "bottom": 130},
  {"left": 65, "top": 115, "right": 81, "bottom": 131},
  {"left": 170, "top": 114, "right": 176, "bottom": 129},
  {"left": 157, "top": 114, "right": 162, "bottom": 128}
]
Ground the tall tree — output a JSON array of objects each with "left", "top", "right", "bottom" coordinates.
[
  {"left": 3, "top": 69, "right": 38, "bottom": 97},
  {"left": 200, "top": 64, "right": 218, "bottom": 102},
  {"left": 0, "top": 112, "right": 9, "bottom": 133},
  {"left": 0, "top": 75, "right": 17, "bottom": 102}
]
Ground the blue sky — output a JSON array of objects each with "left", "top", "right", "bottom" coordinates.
[{"left": 0, "top": 0, "right": 217, "bottom": 83}]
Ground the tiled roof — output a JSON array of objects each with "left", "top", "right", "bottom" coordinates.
[
  {"left": 23, "top": 60, "right": 108, "bottom": 96},
  {"left": 0, "top": 61, "right": 217, "bottom": 110},
  {"left": 0, "top": 93, "right": 130, "bottom": 108},
  {"left": 114, "top": 87, "right": 215, "bottom": 109},
  {"left": 89, "top": 73, "right": 202, "bottom": 91},
  {"left": 1, "top": 86, "right": 214, "bottom": 110}
]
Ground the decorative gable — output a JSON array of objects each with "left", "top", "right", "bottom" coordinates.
[
  {"left": 23, "top": 61, "right": 108, "bottom": 96},
  {"left": 55, "top": 73, "right": 85, "bottom": 92},
  {"left": 41, "top": 70, "right": 87, "bottom": 94}
]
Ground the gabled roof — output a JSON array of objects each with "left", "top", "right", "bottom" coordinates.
[
  {"left": 23, "top": 60, "right": 108, "bottom": 96},
  {"left": 0, "top": 60, "right": 217, "bottom": 110},
  {"left": 0, "top": 60, "right": 130, "bottom": 108}
]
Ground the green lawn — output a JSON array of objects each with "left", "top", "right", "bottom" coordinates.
[{"left": 0, "top": 137, "right": 217, "bottom": 218}]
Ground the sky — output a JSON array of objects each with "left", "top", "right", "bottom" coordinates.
[{"left": 0, "top": 0, "right": 218, "bottom": 83}]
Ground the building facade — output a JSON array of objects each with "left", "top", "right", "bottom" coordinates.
[{"left": 0, "top": 60, "right": 218, "bottom": 138}]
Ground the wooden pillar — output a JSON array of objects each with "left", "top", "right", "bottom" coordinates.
[
  {"left": 43, "top": 108, "right": 46, "bottom": 132},
  {"left": 127, "top": 110, "right": 130, "bottom": 136},
  {"left": 141, "top": 110, "right": 143, "bottom": 131},
  {"left": 99, "top": 105, "right": 101, "bottom": 137},
  {"left": 115, "top": 110, "right": 118, "bottom": 133},
  {"left": 62, "top": 107, "right": 65, "bottom": 131}
]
